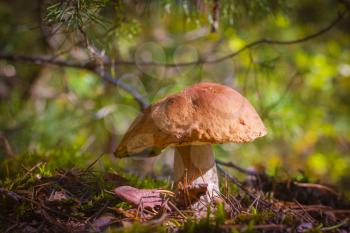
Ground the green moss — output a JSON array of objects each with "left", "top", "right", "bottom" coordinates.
[
  {"left": 180, "top": 218, "right": 223, "bottom": 233},
  {"left": 115, "top": 201, "right": 133, "bottom": 210},
  {"left": 215, "top": 203, "right": 226, "bottom": 225},
  {"left": 109, "top": 222, "right": 167, "bottom": 233}
]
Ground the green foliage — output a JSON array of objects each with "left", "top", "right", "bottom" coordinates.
[
  {"left": 124, "top": 173, "right": 169, "bottom": 189},
  {"left": 215, "top": 203, "right": 226, "bottom": 225},
  {"left": 115, "top": 201, "right": 133, "bottom": 210},
  {"left": 0, "top": 149, "right": 86, "bottom": 179},
  {"left": 180, "top": 217, "right": 221, "bottom": 233},
  {"left": 46, "top": 0, "right": 109, "bottom": 30}
]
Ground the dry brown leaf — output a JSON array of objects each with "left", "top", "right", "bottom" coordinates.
[{"left": 113, "top": 186, "right": 167, "bottom": 210}]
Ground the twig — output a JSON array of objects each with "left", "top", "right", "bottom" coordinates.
[
  {"left": 294, "top": 200, "right": 317, "bottom": 223},
  {"left": 211, "top": 0, "right": 220, "bottom": 32},
  {"left": 217, "top": 167, "right": 313, "bottom": 224},
  {"left": 2, "top": 190, "right": 71, "bottom": 219},
  {"left": 261, "top": 71, "right": 300, "bottom": 117},
  {"left": 207, "top": 11, "right": 345, "bottom": 64},
  {"left": 0, "top": 52, "right": 147, "bottom": 110},
  {"left": 23, "top": 162, "right": 45, "bottom": 179},
  {"left": 143, "top": 209, "right": 168, "bottom": 226},
  {"left": 292, "top": 204, "right": 350, "bottom": 213},
  {"left": 293, "top": 182, "right": 339, "bottom": 196},
  {"left": 0, "top": 53, "right": 94, "bottom": 69},
  {"left": 0, "top": 11, "right": 344, "bottom": 69},
  {"left": 0, "top": 133, "right": 14, "bottom": 157},
  {"left": 215, "top": 160, "right": 263, "bottom": 177},
  {"left": 4, "top": 223, "right": 18, "bottom": 233},
  {"left": 216, "top": 165, "right": 272, "bottom": 209},
  {"left": 0, "top": 11, "right": 343, "bottom": 112},
  {"left": 112, "top": 11, "right": 345, "bottom": 67},
  {"left": 93, "top": 68, "right": 148, "bottom": 110},
  {"left": 40, "top": 208, "right": 69, "bottom": 232},
  {"left": 322, "top": 218, "right": 349, "bottom": 231},
  {"left": 168, "top": 201, "right": 187, "bottom": 219},
  {"left": 217, "top": 165, "right": 247, "bottom": 191},
  {"left": 85, "top": 200, "right": 110, "bottom": 223},
  {"left": 84, "top": 153, "right": 105, "bottom": 172},
  {"left": 248, "top": 193, "right": 261, "bottom": 212}
]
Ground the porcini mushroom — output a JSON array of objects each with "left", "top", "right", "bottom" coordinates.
[{"left": 114, "top": 82, "right": 266, "bottom": 204}]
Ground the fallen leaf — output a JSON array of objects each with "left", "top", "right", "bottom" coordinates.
[
  {"left": 48, "top": 190, "right": 68, "bottom": 202},
  {"left": 113, "top": 186, "right": 168, "bottom": 210},
  {"left": 296, "top": 223, "right": 313, "bottom": 233},
  {"left": 92, "top": 214, "right": 119, "bottom": 231}
]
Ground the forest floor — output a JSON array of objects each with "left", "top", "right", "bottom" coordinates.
[{"left": 1, "top": 156, "right": 350, "bottom": 233}]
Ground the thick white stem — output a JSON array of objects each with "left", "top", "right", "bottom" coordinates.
[{"left": 173, "top": 145, "right": 219, "bottom": 197}]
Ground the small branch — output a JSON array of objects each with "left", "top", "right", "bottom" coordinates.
[
  {"left": 78, "top": 24, "right": 148, "bottom": 110},
  {"left": 0, "top": 52, "right": 94, "bottom": 69},
  {"left": 208, "top": 11, "right": 345, "bottom": 64},
  {"left": 0, "top": 53, "right": 147, "bottom": 110},
  {"left": 84, "top": 153, "right": 105, "bottom": 172},
  {"left": 93, "top": 68, "right": 148, "bottom": 110},
  {"left": 0, "top": 11, "right": 344, "bottom": 111},
  {"left": 217, "top": 165, "right": 272, "bottom": 209},
  {"left": 0, "top": 133, "right": 14, "bottom": 157},
  {"left": 3, "top": 10, "right": 339, "bottom": 69},
  {"left": 211, "top": 0, "right": 220, "bottom": 32},
  {"left": 321, "top": 218, "right": 349, "bottom": 232},
  {"left": 112, "top": 11, "right": 345, "bottom": 67},
  {"left": 294, "top": 182, "right": 339, "bottom": 196},
  {"left": 0, "top": 11, "right": 343, "bottom": 69},
  {"left": 261, "top": 71, "right": 300, "bottom": 118},
  {"left": 215, "top": 159, "right": 263, "bottom": 177}
]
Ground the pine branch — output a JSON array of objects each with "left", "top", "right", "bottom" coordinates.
[
  {"left": 93, "top": 68, "right": 148, "bottom": 109},
  {"left": 111, "top": 10, "right": 345, "bottom": 67},
  {"left": 0, "top": 53, "right": 94, "bottom": 69},
  {"left": 0, "top": 53, "right": 147, "bottom": 110},
  {"left": 0, "top": 10, "right": 344, "bottom": 69},
  {"left": 0, "top": 11, "right": 344, "bottom": 111}
]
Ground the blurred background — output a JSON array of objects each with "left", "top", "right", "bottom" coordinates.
[{"left": 0, "top": 0, "right": 350, "bottom": 194}]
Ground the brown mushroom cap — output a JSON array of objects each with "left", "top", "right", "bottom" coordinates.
[{"left": 114, "top": 82, "right": 267, "bottom": 158}]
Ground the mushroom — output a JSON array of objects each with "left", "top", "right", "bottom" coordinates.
[{"left": 114, "top": 82, "right": 266, "bottom": 204}]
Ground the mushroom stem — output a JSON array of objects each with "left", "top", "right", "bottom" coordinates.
[{"left": 174, "top": 145, "right": 219, "bottom": 198}]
